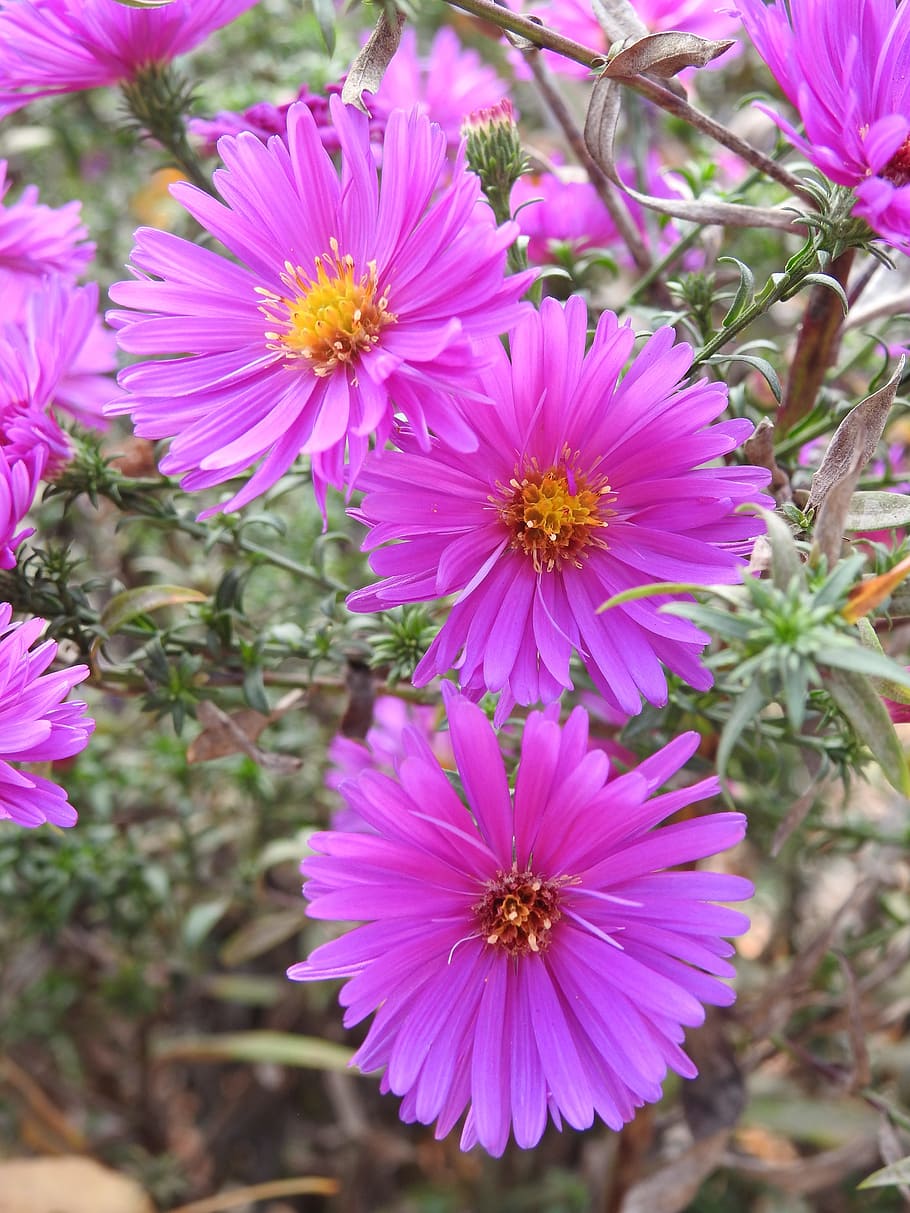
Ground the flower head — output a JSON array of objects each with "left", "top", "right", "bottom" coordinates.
[
  {"left": 368, "top": 27, "right": 509, "bottom": 149},
  {"left": 107, "top": 98, "right": 532, "bottom": 516},
  {"left": 0, "top": 602, "right": 94, "bottom": 828},
  {"left": 0, "top": 160, "right": 93, "bottom": 301},
  {"left": 188, "top": 81, "right": 354, "bottom": 157},
  {"left": 290, "top": 687, "right": 752, "bottom": 1155},
  {"left": 0, "top": 0, "right": 259, "bottom": 116},
  {"left": 736, "top": 0, "right": 910, "bottom": 252},
  {"left": 348, "top": 296, "right": 771, "bottom": 721}
]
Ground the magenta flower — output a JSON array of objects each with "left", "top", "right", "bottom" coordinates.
[
  {"left": 290, "top": 687, "right": 752, "bottom": 1155},
  {"left": 327, "top": 696, "right": 453, "bottom": 832},
  {"left": 736, "top": 0, "right": 910, "bottom": 252},
  {"left": 107, "top": 98, "right": 532, "bottom": 516},
  {"left": 515, "top": 0, "right": 739, "bottom": 80},
  {"left": 1, "top": 280, "right": 115, "bottom": 471},
  {"left": 0, "top": 160, "right": 93, "bottom": 303},
  {"left": 189, "top": 81, "right": 355, "bottom": 158},
  {"left": 0, "top": 0, "right": 259, "bottom": 118},
  {"left": 348, "top": 296, "right": 771, "bottom": 722},
  {"left": 368, "top": 27, "right": 509, "bottom": 149},
  {"left": 0, "top": 602, "right": 94, "bottom": 828}
]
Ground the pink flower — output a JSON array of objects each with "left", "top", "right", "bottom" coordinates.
[
  {"left": 348, "top": 296, "right": 771, "bottom": 722},
  {"left": 0, "top": 160, "right": 93, "bottom": 302},
  {"left": 514, "top": 0, "right": 740, "bottom": 80},
  {"left": 0, "top": 0, "right": 259, "bottom": 117},
  {"left": 188, "top": 81, "right": 354, "bottom": 158},
  {"left": 107, "top": 98, "right": 532, "bottom": 517},
  {"left": 367, "top": 27, "right": 509, "bottom": 149},
  {"left": 0, "top": 602, "right": 94, "bottom": 828},
  {"left": 736, "top": 0, "right": 910, "bottom": 252},
  {"left": 327, "top": 696, "right": 453, "bottom": 832},
  {"left": 290, "top": 687, "right": 752, "bottom": 1155}
]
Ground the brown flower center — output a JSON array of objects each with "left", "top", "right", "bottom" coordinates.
[
  {"left": 883, "top": 134, "right": 910, "bottom": 188},
  {"left": 473, "top": 867, "right": 563, "bottom": 956},
  {"left": 498, "top": 461, "right": 611, "bottom": 573},
  {"left": 257, "top": 237, "right": 395, "bottom": 376}
]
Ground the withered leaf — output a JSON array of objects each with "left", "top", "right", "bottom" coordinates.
[
  {"left": 604, "top": 31, "right": 735, "bottom": 79},
  {"left": 341, "top": 9, "right": 406, "bottom": 114}
]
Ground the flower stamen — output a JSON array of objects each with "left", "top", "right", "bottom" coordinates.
[
  {"left": 883, "top": 134, "right": 910, "bottom": 188},
  {"left": 498, "top": 459, "right": 612, "bottom": 572},
  {"left": 473, "top": 866, "right": 564, "bottom": 956},
  {"left": 257, "top": 237, "right": 395, "bottom": 376}
]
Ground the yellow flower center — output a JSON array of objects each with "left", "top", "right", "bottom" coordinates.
[
  {"left": 257, "top": 238, "right": 395, "bottom": 376},
  {"left": 498, "top": 461, "right": 611, "bottom": 573},
  {"left": 473, "top": 867, "right": 564, "bottom": 956}
]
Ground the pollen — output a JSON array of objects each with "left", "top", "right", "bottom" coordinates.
[
  {"left": 498, "top": 460, "right": 612, "bottom": 573},
  {"left": 473, "top": 867, "right": 564, "bottom": 957},
  {"left": 257, "top": 237, "right": 395, "bottom": 376},
  {"left": 883, "top": 134, "right": 910, "bottom": 188}
]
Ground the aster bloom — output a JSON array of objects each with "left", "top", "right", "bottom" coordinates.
[
  {"left": 290, "top": 688, "right": 752, "bottom": 1155},
  {"left": 0, "top": 602, "right": 94, "bottom": 828},
  {"left": 348, "top": 296, "right": 771, "bottom": 721},
  {"left": 736, "top": 0, "right": 910, "bottom": 252},
  {"left": 107, "top": 98, "right": 532, "bottom": 516},
  {"left": 327, "top": 696, "right": 453, "bottom": 831},
  {"left": 514, "top": 0, "right": 740, "bottom": 80},
  {"left": 0, "top": 280, "right": 115, "bottom": 474},
  {"left": 368, "top": 27, "right": 509, "bottom": 150},
  {"left": 0, "top": 0, "right": 259, "bottom": 117},
  {"left": 188, "top": 81, "right": 356, "bottom": 158},
  {"left": 0, "top": 160, "right": 93, "bottom": 305}
]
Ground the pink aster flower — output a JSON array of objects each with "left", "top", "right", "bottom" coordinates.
[
  {"left": 736, "top": 0, "right": 910, "bottom": 252},
  {"left": 514, "top": 0, "right": 739, "bottom": 80},
  {"left": 107, "top": 98, "right": 532, "bottom": 516},
  {"left": 367, "top": 27, "right": 509, "bottom": 149},
  {"left": 348, "top": 296, "right": 771, "bottom": 722},
  {"left": 327, "top": 696, "right": 453, "bottom": 832},
  {"left": 0, "top": 0, "right": 259, "bottom": 118},
  {"left": 0, "top": 160, "right": 93, "bottom": 303},
  {"left": 188, "top": 81, "right": 355, "bottom": 158},
  {"left": 0, "top": 602, "right": 94, "bottom": 828},
  {"left": 290, "top": 687, "right": 752, "bottom": 1155}
]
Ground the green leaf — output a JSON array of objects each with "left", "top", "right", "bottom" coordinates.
[
  {"left": 152, "top": 1030, "right": 355, "bottom": 1072},
  {"left": 859, "top": 1154, "right": 910, "bottom": 1189},
  {"left": 99, "top": 584, "right": 206, "bottom": 637},
  {"left": 718, "top": 256, "right": 755, "bottom": 326},
  {"left": 717, "top": 678, "right": 765, "bottom": 782},
  {"left": 182, "top": 898, "right": 231, "bottom": 950},
  {"left": 826, "top": 668, "right": 910, "bottom": 794},
  {"left": 844, "top": 491, "right": 910, "bottom": 532},
  {"left": 311, "top": 0, "right": 336, "bottom": 55},
  {"left": 821, "top": 641, "right": 910, "bottom": 687},
  {"left": 597, "top": 581, "right": 704, "bottom": 612},
  {"left": 800, "top": 272, "right": 849, "bottom": 314},
  {"left": 708, "top": 353, "right": 781, "bottom": 402},
  {"left": 219, "top": 909, "right": 308, "bottom": 967}
]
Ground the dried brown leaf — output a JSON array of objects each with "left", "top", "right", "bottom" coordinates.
[
  {"left": 190, "top": 700, "right": 301, "bottom": 772},
  {"left": 619, "top": 1131, "right": 731, "bottom": 1213},
  {"left": 584, "top": 74, "right": 799, "bottom": 230},
  {"left": 604, "top": 31, "right": 735, "bottom": 78},
  {"left": 341, "top": 9, "right": 406, "bottom": 114}
]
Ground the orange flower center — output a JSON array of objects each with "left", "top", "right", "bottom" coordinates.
[
  {"left": 883, "top": 134, "right": 910, "bottom": 188},
  {"left": 257, "top": 238, "right": 395, "bottom": 376},
  {"left": 498, "top": 462, "right": 611, "bottom": 573},
  {"left": 473, "top": 867, "right": 563, "bottom": 956}
]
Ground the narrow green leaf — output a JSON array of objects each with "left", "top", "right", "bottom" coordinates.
[
  {"left": 859, "top": 1154, "right": 910, "bottom": 1189},
  {"left": 311, "top": 0, "right": 336, "bottom": 55},
  {"left": 826, "top": 668, "right": 910, "bottom": 795},
  {"left": 844, "top": 491, "right": 910, "bottom": 532},
  {"left": 801, "top": 272, "right": 849, "bottom": 314},
  {"left": 152, "top": 1030, "right": 355, "bottom": 1072},
  {"left": 709, "top": 353, "right": 781, "bottom": 402},
  {"left": 718, "top": 256, "right": 755, "bottom": 326},
  {"left": 219, "top": 909, "right": 309, "bottom": 968},
  {"left": 717, "top": 678, "right": 765, "bottom": 782},
  {"left": 821, "top": 642, "right": 910, "bottom": 687},
  {"left": 597, "top": 581, "right": 703, "bottom": 613},
  {"left": 99, "top": 584, "right": 206, "bottom": 636}
]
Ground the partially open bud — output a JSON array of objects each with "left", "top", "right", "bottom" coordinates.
[{"left": 462, "top": 99, "right": 526, "bottom": 228}]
